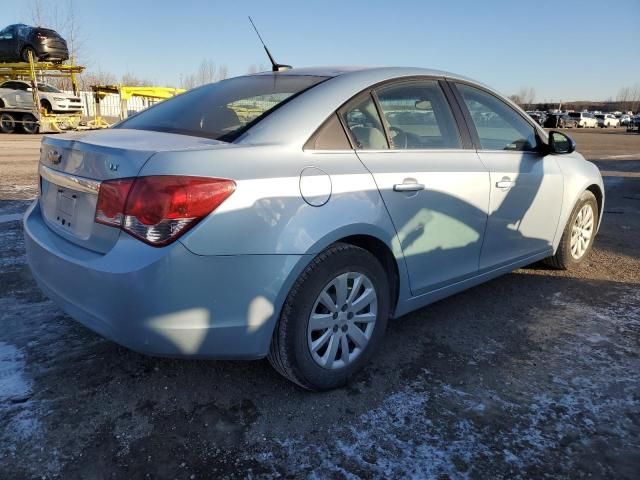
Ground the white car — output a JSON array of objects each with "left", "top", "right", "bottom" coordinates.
[
  {"left": 568, "top": 112, "right": 598, "bottom": 128},
  {"left": 0, "top": 80, "right": 82, "bottom": 113},
  {"left": 619, "top": 114, "right": 632, "bottom": 126},
  {"left": 596, "top": 114, "right": 620, "bottom": 128}
]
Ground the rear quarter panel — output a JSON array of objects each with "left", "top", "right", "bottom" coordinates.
[{"left": 140, "top": 145, "right": 400, "bottom": 257}]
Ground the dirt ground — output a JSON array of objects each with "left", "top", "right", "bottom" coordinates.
[{"left": 0, "top": 128, "right": 639, "bottom": 479}]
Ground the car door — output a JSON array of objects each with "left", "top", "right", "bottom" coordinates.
[
  {"left": 452, "top": 82, "right": 564, "bottom": 270},
  {"left": 340, "top": 79, "right": 490, "bottom": 296},
  {"left": 0, "top": 81, "right": 32, "bottom": 109},
  {"left": 13, "top": 82, "right": 35, "bottom": 109}
]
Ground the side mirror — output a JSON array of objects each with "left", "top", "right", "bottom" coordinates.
[
  {"left": 548, "top": 130, "right": 576, "bottom": 154},
  {"left": 26, "top": 87, "right": 33, "bottom": 92}
]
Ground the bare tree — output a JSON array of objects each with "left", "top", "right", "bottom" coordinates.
[
  {"left": 120, "top": 72, "right": 154, "bottom": 87},
  {"left": 27, "top": 0, "right": 86, "bottom": 63},
  {"left": 247, "top": 63, "right": 268, "bottom": 74},
  {"left": 77, "top": 70, "right": 117, "bottom": 90},
  {"left": 510, "top": 86, "right": 536, "bottom": 108},
  {"left": 616, "top": 84, "right": 640, "bottom": 112},
  {"left": 180, "top": 60, "right": 229, "bottom": 89}
]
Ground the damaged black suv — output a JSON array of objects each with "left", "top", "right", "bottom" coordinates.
[{"left": 0, "top": 24, "right": 69, "bottom": 63}]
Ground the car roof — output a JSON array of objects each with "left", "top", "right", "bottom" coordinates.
[{"left": 252, "top": 65, "right": 477, "bottom": 84}]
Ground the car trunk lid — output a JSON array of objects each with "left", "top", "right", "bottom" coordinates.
[{"left": 38, "top": 129, "right": 227, "bottom": 253}]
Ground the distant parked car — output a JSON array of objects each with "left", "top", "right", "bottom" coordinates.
[
  {"left": 544, "top": 113, "right": 577, "bottom": 128},
  {"left": 0, "top": 80, "right": 82, "bottom": 113},
  {"left": 595, "top": 114, "right": 619, "bottom": 128},
  {"left": 568, "top": 112, "right": 598, "bottom": 128},
  {"left": 527, "top": 111, "right": 546, "bottom": 126},
  {"left": 618, "top": 114, "right": 632, "bottom": 126},
  {"left": 0, "top": 24, "right": 69, "bottom": 63}
]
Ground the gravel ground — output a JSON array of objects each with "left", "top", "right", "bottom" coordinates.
[{"left": 0, "top": 129, "right": 639, "bottom": 479}]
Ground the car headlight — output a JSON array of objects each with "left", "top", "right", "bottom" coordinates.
[{"left": 53, "top": 97, "right": 66, "bottom": 101}]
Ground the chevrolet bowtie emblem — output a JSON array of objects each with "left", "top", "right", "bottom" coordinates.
[{"left": 47, "top": 150, "right": 61, "bottom": 164}]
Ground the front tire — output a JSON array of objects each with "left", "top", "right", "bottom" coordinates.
[
  {"left": 544, "top": 191, "right": 598, "bottom": 269},
  {"left": 40, "top": 100, "right": 52, "bottom": 114},
  {"left": 268, "top": 243, "right": 390, "bottom": 391}
]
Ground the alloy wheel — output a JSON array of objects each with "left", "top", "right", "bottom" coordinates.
[{"left": 570, "top": 204, "right": 594, "bottom": 259}]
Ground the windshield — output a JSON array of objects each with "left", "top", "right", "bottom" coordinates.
[
  {"left": 116, "top": 75, "right": 328, "bottom": 141},
  {"left": 568, "top": 112, "right": 581, "bottom": 118},
  {"left": 37, "top": 83, "right": 62, "bottom": 93}
]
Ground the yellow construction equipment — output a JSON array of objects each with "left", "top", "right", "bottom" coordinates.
[
  {"left": 89, "top": 85, "right": 185, "bottom": 128},
  {"left": 0, "top": 51, "right": 85, "bottom": 133}
]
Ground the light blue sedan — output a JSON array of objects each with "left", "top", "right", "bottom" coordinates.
[{"left": 24, "top": 67, "right": 604, "bottom": 390}]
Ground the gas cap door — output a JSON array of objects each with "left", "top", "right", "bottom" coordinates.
[{"left": 299, "top": 167, "right": 331, "bottom": 206}]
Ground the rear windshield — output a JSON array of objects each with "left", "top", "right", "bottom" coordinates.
[
  {"left": 568, "top": 112, "right": 581, "bottom": 118},
  {"left": 116, "top": 75, "right": 328, "bottom": 141}
]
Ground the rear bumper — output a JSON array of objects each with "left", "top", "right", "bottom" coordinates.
[
  {"left": 36, "top": 44, "right": 69, "bottom": 61},
  {"left": 24, "top": 201, "right": 303, "bottom": 359}
]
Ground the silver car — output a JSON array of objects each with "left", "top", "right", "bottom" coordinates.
[{"left": 24, "top": 67, "right": 604, "bottom": 390}]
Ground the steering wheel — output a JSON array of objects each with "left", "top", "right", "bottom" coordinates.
[{"left": 388, "top": 126, "right": 408, "bottom": 149}]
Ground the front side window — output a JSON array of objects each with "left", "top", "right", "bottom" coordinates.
[
  {"left": 37, "top": 83, "right": 62, "bottom": 93},
  {"left": 340, "top": 94, "right": 388, "bottom": 150},
  {"left": 375, "top": 81, "right": 460, "bottom": 149},
  {"left": 457, "top": 83, "right": 538, "bottom": 152},
  {"left": 116, "top": 75, "right": 327, "bottom": 141}
]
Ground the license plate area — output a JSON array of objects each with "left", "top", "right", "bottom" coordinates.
[
  {"left": 55, "top": 188, "right": 77, "bottom": 228},
  {"left": 40, "top": 175, "right": 99, "bottom": 242}
]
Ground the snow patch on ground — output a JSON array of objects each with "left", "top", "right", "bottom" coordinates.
[
  {"left": 0, "top": 184, "right": 38, "bottom": 200},
  {"left": 0, "top": 341, "right": 31, "bottom": 402},
  {"left": 249, "top": 288, "right": 640, "bottom": 478}
]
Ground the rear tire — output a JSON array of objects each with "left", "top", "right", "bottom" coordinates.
[
  {"left": 544, "top": 191, "right": 598, "bottom": 270},
  {"left": 268, "top": 243, "right": 390, "bottom": 391},
  {"left": 0, "top": 113, "right": 16, "bottom": 133},
  {"left": 21, "top": 114, "right": 39, "bottom": 134},
  {"left": 21, "top": 46, "right": 37, "bottom": 62}
]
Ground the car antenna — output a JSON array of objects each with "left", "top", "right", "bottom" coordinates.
[{"left": 248, "top": 16, "right": 292, "bottom": 72}]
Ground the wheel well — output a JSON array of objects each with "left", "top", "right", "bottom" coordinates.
[
  {"left": 586, "top": 184, "right": 603, "bottom": 220},
  {"left": 0, "top": 98, "right": 4, "bottom": 108},
  {"left": 338, "top": 234, "right": 400, "bottom": 316}
]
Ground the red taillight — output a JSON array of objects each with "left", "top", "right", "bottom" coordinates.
[{"left": 95, "top": 176, "right": 236, "bottom": 246}]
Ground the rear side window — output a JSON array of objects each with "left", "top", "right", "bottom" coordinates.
[
  {"left": 304, "top": 114, "right": 351, "bottom": 150},
  {"left": 375, "top": 81, "right": 460, "bottom": 149},
  {"left": 456, "top": 83, "right": 538, "bottom": 152},
  {"left": 116, "top": 75, "right": 328, "bottom": 141},
  {"left": 340, "top": 94, "right": 389, "bottom": 150}
]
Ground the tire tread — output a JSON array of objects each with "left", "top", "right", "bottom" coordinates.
[{"left": 267, "top": 243, "right": 384, "bottom": 390}]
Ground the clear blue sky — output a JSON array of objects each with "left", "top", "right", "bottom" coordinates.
[{"left": 5, "top": 0, "right": 640, "bottom": 101}]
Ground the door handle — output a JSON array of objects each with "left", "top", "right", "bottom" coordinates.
[
  {"left": 393, "top": 179, "right": 425, "bottom": 192},
  {"left": 495, "top": 177, "right": 515, "bottom": 190}
]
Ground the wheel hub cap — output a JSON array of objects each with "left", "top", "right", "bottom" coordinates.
[
  {"left": 570, "top": 204, "right": 594, "bottom": 260},
  {"left": 307, "top": 271, "right": 378, "bottom": 370}
]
